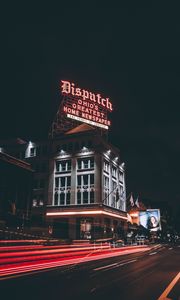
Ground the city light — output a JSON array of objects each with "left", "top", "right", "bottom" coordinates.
[{"left": 46, "top": 210, "right": 128, "bottom": 220}]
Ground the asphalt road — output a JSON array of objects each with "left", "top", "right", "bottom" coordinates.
[{"left": 1, "top": 244, "right": 179, "bottom": 300}]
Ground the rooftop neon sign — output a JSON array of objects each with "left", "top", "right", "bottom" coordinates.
[
  {"left": 61, "top": 80, "right": 113, "bottom": 111},
  {"left": 61, "top": 80, "right": 113, "bottom": 130}
]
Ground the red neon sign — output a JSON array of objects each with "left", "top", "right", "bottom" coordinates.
[{"left": 61, "top": 80, "right": 113, "bottom": 130}]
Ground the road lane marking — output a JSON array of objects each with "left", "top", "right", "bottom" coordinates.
[
  {"left": 93, "top": 263, "right": 118, "bottom": 271},
  {"left": 93, "top": 259, "right": 137, "bottom": 271},
  {"left": 117, "top": 259, "right": 137, "bottom": 266},
  {"left": 157, "top": 272, "right": 180, "bottom": 300},
  {"left": 149, "top": 252, "right": 157, "bottom": 256},
  {"left": 168, "top": 248, "right": 173, "bottom": 250}
]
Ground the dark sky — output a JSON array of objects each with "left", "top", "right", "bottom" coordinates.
[{"left": 1, "top": 4, "right": 180, "bottom": 208}]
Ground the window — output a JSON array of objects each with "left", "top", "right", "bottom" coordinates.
[
  {"left": 104, "top": 160, "right": 109, "bottom": 173},
  {"left": 111, "top": 195, "right": 116, "bottom": 208},
  {"left": 60, "top": 192, "right": 65, "bottom": 205},
  {"left": 66, "top": 191, "right": 70, "bottom": 205},
  {"left": 60, "top": 177, "right": 65, "bottom": 187},
  {"left": 119, "top": 171, "right": 123, "bottom": 182},
  {"left": 103, "top": 175, "right": 110, "bottom": 206},
  {"left": 83, "top": 174, "right": 88, "bottom": 186},
  {"left": 77, "top": 157, "right": 94, "bottom": 170},
  {"left": 32, "top": 195, "right": 44, "bottom": 207},
  {"left": 32, "top": 199, "right": 37, "bottom": 207},
  {"left": 104, "top": 176, "right": 109, "bottom": 188},
  {"left": 55, "top": 176, "right": 71, "bottom": 189},
  {"left": 112, "top": 181, "right": 116, "bottom": 191},
  {"left": 77, "top": 191, "right": 81, "bottom": 204},
  {"left": 54, "top": 176, "right": 71, "bottom": 206},
  {"left": 90, "top": 191, "right": 94, "bottom": 203},
  {"left": 83, "top": 191, "right": 88, "bottom": 204},
  {"left": 119, "top": 199, "right": 124, "bottom": 211},
  {"left": 112, "top": 167, "right": 117, "bottom": 178},
  {"left": 77, "top": 174, "right": 95, "bottom": 204},
  {"left": 54, "top": 192, "right": 58, "bottom": 205},
  {"left": 90, "top": 174, "right": 94, "bottom": 185},
  {"left": 39, "top": 199, "right": 44, "bottom": 206},
  {"left": 56, "top": 160, "right": 71, "bottom": 172},
  {"left": 30, "top": 147, "right": 35, "bottom": 157}
]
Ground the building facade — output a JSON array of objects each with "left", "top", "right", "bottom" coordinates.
[
  {"left": 46, "top": 124, "right": 127, "bottom": 239},
  {"left": 0, "top": 78, "right": 128, "bottom": 240},
  {"left": 0, "top": 124, "right": 127, "bottom": 239}
]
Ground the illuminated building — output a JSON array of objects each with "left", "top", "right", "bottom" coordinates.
[
  {"left": 0, "top": 80, "right": 127, "bottom": 239},
  {"left": 46, "top": 123, "right": 127, "bottom": 239}
]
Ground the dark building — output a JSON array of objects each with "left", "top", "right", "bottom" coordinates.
[{"left": 0, "top": 150, "right": 33, "bottom": 228}]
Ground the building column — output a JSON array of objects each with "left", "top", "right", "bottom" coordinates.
[
  {"left": 71, "top": 157, "right": 76, "bottom": 205},
  {"left": 94, "top": 153, "right": 101, "bottom": 204}
]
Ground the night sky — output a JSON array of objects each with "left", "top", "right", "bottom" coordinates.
[{"left": 1, "top": 4, "right": 180, "bottom": 211}]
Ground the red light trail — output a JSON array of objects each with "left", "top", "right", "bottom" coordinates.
[{"left": 0, "top": 244, "right": 150, "bottom": 279}]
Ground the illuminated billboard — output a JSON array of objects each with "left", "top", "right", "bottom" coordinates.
[
  {"left": 139, "top": 209, "right": 161, "bottom": 232},
  {"left": 61, "top": 80, "right": 113, "bottom": 130}
]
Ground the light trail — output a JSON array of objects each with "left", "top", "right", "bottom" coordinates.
[{"left": 0, "top": 246, "right": 150, "bottom": 279}]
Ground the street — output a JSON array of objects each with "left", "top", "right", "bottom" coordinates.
[{"left": 1, "top": 244, "right": 179, "bottom": 300}]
